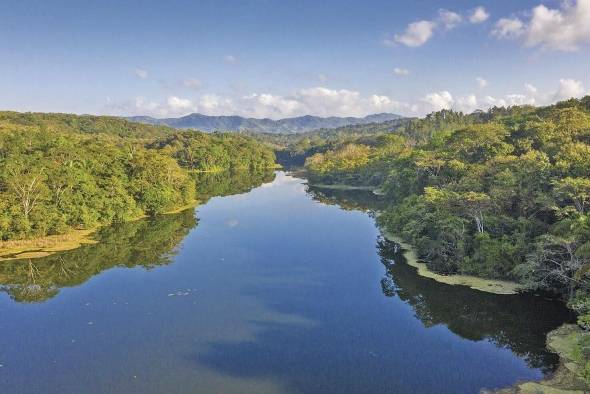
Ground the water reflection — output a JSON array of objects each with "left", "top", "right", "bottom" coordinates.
[
  {"left": 308, "top": 184, "right": 575, "bottom": 374},
  {"left": 0, "top": 210, "right": 197, "bottom": 303},
  {"left": 194, "top": 169, "right": 276, "bottom": 203},
  {"left": 377, "top": 239, "right": 575, "bottom": 374},
  {"left": 0, "top": 172, "right": 576, "bottom": 393},
  {"left": 0, "top": 169, "right": 274, "bottom": 303},
  {"left": 305, "top": 184, "right": 389, "bottom": 212}
]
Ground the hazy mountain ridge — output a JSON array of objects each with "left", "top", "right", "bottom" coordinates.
[{"left": 126, "top": 113, "right": 402, "bottom": 133}]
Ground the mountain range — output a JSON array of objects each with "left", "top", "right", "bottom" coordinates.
[{"left": 126, "top": 113, "right": 402, "bottom": 134}]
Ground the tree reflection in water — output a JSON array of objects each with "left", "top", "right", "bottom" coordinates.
[
  {"left": 0, "top": 169, "right": 275, "bottom": 303},
  {"left": 377, "top": 238, "right": 575, "bottom": 374},
  {"left": 305, "top": 182, "right": 575, "bottom": 376}
]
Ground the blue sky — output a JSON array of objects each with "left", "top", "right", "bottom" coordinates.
[{"left": 1, "top": 0, "right": 589, "bottom": 118}]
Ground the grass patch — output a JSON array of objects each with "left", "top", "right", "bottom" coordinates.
[
  {"left": 0, "top": 229, "right": 98, "bottom": 261},
  {"left": 379, "top": 227, "right": 520, "bottom": 295}
]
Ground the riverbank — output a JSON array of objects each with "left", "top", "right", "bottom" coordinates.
[
  {"left": 0, "top": 200, "right": 199, "bottom": 262},
  {"left": 307, "top": 183, "right": 377, "bottom": 191},
  {"left": 490, "top": 325, "right": 590, "bottom": 394},
  {"left": 302, "top": 176, "right": 522, "bottom": 295},
  {"left": 378, "top": 225, "right": 520, "bottom": 295},
  {"left": 378, "top": 222, "right": 590, "bottom": 393}
]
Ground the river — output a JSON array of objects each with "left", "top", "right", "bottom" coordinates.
[{"left": 0, "top": 171, "right": 573, "bottom": 393}]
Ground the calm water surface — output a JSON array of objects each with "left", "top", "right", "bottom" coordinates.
[{"left": 0, "top": 172, "right": 573, "bottom": 393}]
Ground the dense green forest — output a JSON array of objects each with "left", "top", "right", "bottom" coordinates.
[
  {"left": 0, "top": 112, "right": 276, "bottom": 241},
  {"left": 252, "top": 117, "right": 409, "bottom": 167},
  {"left": 303, "top": 97, "right": 590, "bottom": 326}
]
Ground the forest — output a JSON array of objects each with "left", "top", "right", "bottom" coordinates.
[
  {"left": 0, "top": 112, "right": 276, "bottom": 241},
  {"left": 302, "top": 97, "right": 590, "bottom": 330}
]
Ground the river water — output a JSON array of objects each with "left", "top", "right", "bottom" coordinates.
[{"left": 0, "top": 171, "right": 573, "bottom": 393}]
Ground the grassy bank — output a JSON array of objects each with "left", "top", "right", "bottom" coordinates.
[
  {"left": 379, "top": 226, "right": 520, "bottom": 295},
  {"left": 491, "top": 325, "right": 590, "bottom": 393},
  {"left": 0, "top": 200, "right": 199, "bottom": 261}
]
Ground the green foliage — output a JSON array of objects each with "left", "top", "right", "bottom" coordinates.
[
  {"left": 0, "top": 111, "right": 276, "bottom": 241},
  {"left": 300, "top": 96, "right": 590, "bottom": 309},
  {"left": 0, "top": 209, "right": 197, "bottom": 302},
  {"left": 150, "top": 131, "right": 276, "bottom": 171}
]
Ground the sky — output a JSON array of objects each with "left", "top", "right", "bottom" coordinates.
[{"left": 0, "top": 0, "right": 589, "bottom": 119}]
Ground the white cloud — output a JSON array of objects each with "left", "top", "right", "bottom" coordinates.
[
  {"left": 134, "top": 96, "right": 160, "bottom": 112},
  {"left": 525, "top": 0, "right": 590, "bottom": 51},
  {"left": 525, "top": 83, "right": 538, "bottom": 95},
  {"left": 493, "top": 0, "right": 590, "bottom": 51},
  {"left": 134, "top": 68, "right": 148, "bottom": 79},
  {"left": 492, "top": 17, "right": 525, "bottom": 38},
  {"left": 111, "top": 86, "right": 417, "bottom": 119},
  {"left": 555, "top": 78, "right": 585, "bottom": 100},
  {"left": 469, "top": 6, "right": 489, "bottom": 24},
  {"left": 456, "top": 94, "right": 478, "bottom": 113},
  {"left": 476, "top": 77, "right": 488, "bottom": 88},
  {"left": 476, "top": 94, "right": 534, "bottom": 108},
  {"left": 392, "top": 20, "right": 436, "bottom": 47},
  {"left": 183, "top": 78, "right": 202, "bottom": 90},
  {"left": 108, "top": 78, "right": 589, "bottom": 119},
  {"left": 224, "top": 54, "right": 237, "bottom": 63},
  {"left": 240, "top": 93, "right": 302, "bottom": 118},
  {"left": 393, "top": 67, "right": 410, "bottom": 76},
  {"left": 167, "top": 96, "right": 193, "bottom": 112},
  {"left": 423, "top": 91, "right": 454, "bottom": 111},
  {"left": 438, "top": 9, "right": 462, "bottom": 30}
]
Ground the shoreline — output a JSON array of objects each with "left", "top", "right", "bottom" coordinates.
[
  {"left": 0, "top": 200, "right": 199, "bottom": 262},
  {"left": 306, "top": 183, "right": 377, "bottom": 191},
  {"left": 376, "top": 219, "right": 590, "bottom": 393},
  {"left": 490, "top": 325, "right": 589, "bottom": 394},
  {"left": 378, "top": 222, "right": 590, "bottom": 393},
  {"left": 378, "top": 224, "right": 521, "bottom": 295}
]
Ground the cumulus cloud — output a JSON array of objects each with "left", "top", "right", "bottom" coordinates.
[
  {"left": 423, "top": 91, "right": 454, "bottom": 111},
  {"left": 393, "top": 67, "right": 410, "bottom": 76},
  {"left": 391, "top": 20, "right": 436, "bottom": 47},
  {"left": 469, "top": 6, "right": 489, "bottom": 23},
  {"left": 109, "top": 86, "right": 417, "bottom": 119},
  {"left": 439, "top": 9, "right": 462, "bottom": 30},
  {"left": 107, "top": 78, "right": 588, "bottom": 119},
  {"left": 492, "top": 17, "right": 525, "bottom": 38},
  {"left": 183, "top": 78, "right": 202, "bottom": 90},
  {"left": 134, "top": 68, "right": 148, "bottom": 79},
  {"left": 525, "top": 83, "right": 538, "bottom": 95},
  {"left": 526, "top": 0, "right": 590, "bottom": 51},
  {"left": 388, "top": 7, "right": 486, "bottom": 47},
  {"left": 167, "top": 96, "right": 193, "bottom": 112},
  {"left": 468, "top": 79, "right": 586, "bottom": 111},
  {"left": 476, "top": 77, "right": 488, "bottom": 88},
  {"left": 493, "top": 0, "right": 590, "bottom": 51},
  {"left": 456, "top": 94, "right": 479, "bottom": 113},
  {"left": 555, "top": 78, "right": 586, "bottom": 100},
  {"left": 224, "top": 54, "right": 237, "bottom": 63}
]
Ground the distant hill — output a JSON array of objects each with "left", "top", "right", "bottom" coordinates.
[{"left": 126, "top": 113, "right": 403, "bottom": 134}]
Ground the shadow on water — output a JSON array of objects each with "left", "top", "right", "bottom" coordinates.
[
  {"left": 0, "top": 171, "right": 575, "bottom": 393},
  {"left": 377, "top": 238, "right": 575, "bottom": 374},
  {"left": 190, "top": 180, "right": 574, "bottom": 394},
  {"left": 0, "top": 169, "right": 275, "bottom": 304},
  {"left": 190, "top": 238, "right": 574, "bottom": 393},
  {"left": 306, "top": 184, "right": 389, "bottom": 212}
]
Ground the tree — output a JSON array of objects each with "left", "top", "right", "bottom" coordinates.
[
  {"left": 554, "top": 177, "right": 590, "bottom": 214},
  {"left": 4, "top": 158, "right": 48, "bottom": 220}
]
